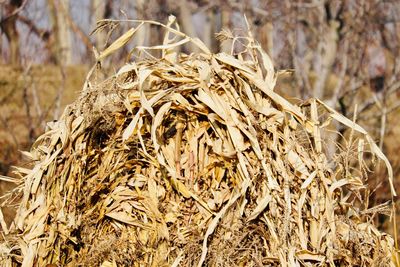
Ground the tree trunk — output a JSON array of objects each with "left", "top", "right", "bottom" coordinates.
[
  {"left": 135, "top": 0, "right": 149, "bottom": 48},
  {"left": 204, "top": 8, "right": 218, "bottom": 53},
  {"left": 258, "top": 22, "right": 273, "bottom": 57},
  {"left": 220, "top": 3, "right": 232, "bottom": 53},
  {"left": 177, "top": 0, "right": 199, "bottom": 53},
  {"left": 47, "top": 0, "right": 72, "bottom": 65},
  {"left": 92, "top": 0, "right": 112, "bottom": 49},
  {"left": 0, "top": 0, "right": 23, "bottom": 65}
]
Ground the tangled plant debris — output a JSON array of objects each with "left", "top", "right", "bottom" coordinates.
[{"left": 0, "top": 17, "right": 398, "bottom": 266}]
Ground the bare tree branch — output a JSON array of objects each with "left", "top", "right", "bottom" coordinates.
[{"left": 0, "top": 0, "right": 28, "bottom": 21}]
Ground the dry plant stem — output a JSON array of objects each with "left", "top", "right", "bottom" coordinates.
[
  {"left": 379, "top": 106, "right": 387, "bottom": 150},
  {"left": 310, "top": 99, "right": 322, "bottom": 153},
  {"left": 30, "top": 82, "right": 43, "bottom": 130},
  {"left": 21, "top": 64, "right": 36, "bottom": 143},
  {"left": 351, "top": 81, "right": 400, "bottom": 119},
  {"left": 175, "top": 119, "right": 184, "bottom": 177},
  {"left": 22, "top": 86, "right": 34, "bottom": 142},
  {"left": 53, "top": 66, "right": 66, "bottom": 120},
  {"left": 394, "top": 202, "right": 400, "bottom": 266}
]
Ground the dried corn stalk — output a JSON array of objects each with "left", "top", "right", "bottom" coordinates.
[{"left": 0, "top": 17, "right": 398, "bottom": 267}]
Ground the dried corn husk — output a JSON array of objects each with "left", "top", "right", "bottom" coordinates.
[{"left": 0, "top": 17, "right": 398, "bottom": 267}]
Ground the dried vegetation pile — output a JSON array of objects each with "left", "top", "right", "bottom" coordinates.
[{"left": 0, "top": 18, "right": 398, "bottom": 266}]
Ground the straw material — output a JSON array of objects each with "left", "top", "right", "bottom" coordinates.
[{"left": 0, "top": 17, "right": 398, "bottom": 266}]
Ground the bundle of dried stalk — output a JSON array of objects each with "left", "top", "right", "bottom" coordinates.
[{"left": 0, "top": 17, "right": 398, "bottom": 267}]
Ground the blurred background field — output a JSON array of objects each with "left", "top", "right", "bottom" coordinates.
[{"left": 1, "top": 0, "right": 399, "bottom": 244}]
